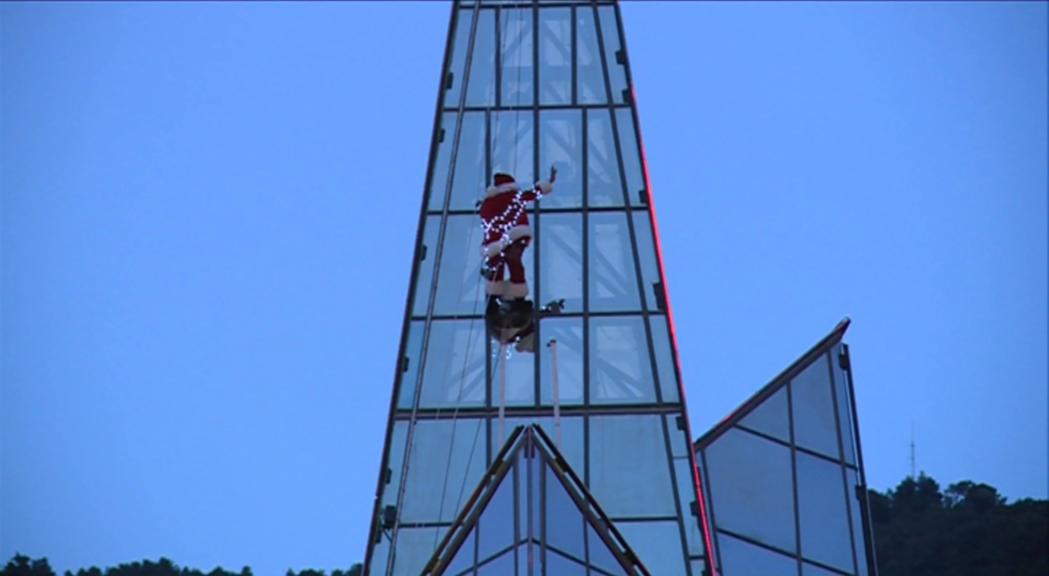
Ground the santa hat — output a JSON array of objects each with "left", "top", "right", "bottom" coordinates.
[
  {"left": 486, "top": 172, "right": 519, "bottom": 197},
  {"left": 493, "top": 173, "right": 515, "bottom": 186}
]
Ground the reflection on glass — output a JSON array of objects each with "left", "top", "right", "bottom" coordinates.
[
  {"left": 632, "top": 211, "right": 661, "bottom": 312},
  {"left": 545, "top": 462, "right": 586, "bottom": 562},
  {"left": 466, "top": 9, "right": 496, "bottom": 107},
  {"left": 615, "top": 520, "right": 687, "bottom": 575},
  {"left": 589, "top": 212, "right": 641, "bottom": 311},
  {"left": 649, "top": 315, "right": 679, "bottom": 403},
  {"left": 576, "top": 7, "right": 606, "bottom": 104},
  {"left": 738, "top": 386, "right": 791, "bottom": 442},
  {"left": 717, "top": 532, "right": 798, "bottom": 576},
  {"left": 421, "top": 320, "right": 486, "bottom": 408},
  {"left": 539, "top": 318, "right": 584, "bottom": 407},
  {"left": 796, "top": 451, "right": 854, "bottom": 573},
  {"left": 496, "top": 341, "right": 535, "bottom": 408},
  {"left": 589, "top": 415, "right": 675, "bottom": 517},
  {"left": 616, "top": 109, "right": 645, "bottom": 206},
  {"left": 445, "top": 10, "right": 474, "bottom": 106},
  {"left": 590, "top": 316, "right": 657, "bottom": 405},
  {"left": 447, "top": 112, "right": 487, "bottom": 211},
  {"left": 398, "top": 322, "right": 424, "bottom": 409},
  {"left": 393, "top": 527, "right": 446, "bottom": 576},
  {"left": 402, "top": 419, "right": 486, "bottom": 523},
  {"left": 539, "top": 110, "right": 583, "bottom": 208},
  {"left": 492, "top": 110, "right": 534, "bottom": 186},
  {"left": 705, "top": 428, "right": 796, "bottom": 552},
  {"left": 596, "top": 6, "right": 628, "bottom": 104},
  {"left": 413, "top": 216, "right": 440, "bottom": 317},
  {"left": 538, "top": 8, "right": 571, "bottom": 105},
  {"left": 791, "top": 354, "right": 840, "bottom": 460},
  {"left": 587, "top": 109, "right": 625, "bottom": 207},
  {"left": 428, "top": 112, "right": 458, "bottom": 212},
  {"left": 538, "top": 213, "right": 583, "bottom": 310},
  {"left": 477, "top": 463, "right": 516, "bottom": 562},
  {"left": 434, "top": 216, "right": 485, "bottom": 315},
  {"left": 499, "top": 8, "right": 533, "bottom": 107}
]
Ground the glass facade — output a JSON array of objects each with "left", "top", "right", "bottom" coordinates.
[
  {"left": 425, "top": 425, "right": 648, "bottom": 575},
  {"left": 695, "top": 321, "right": 879, "bottom": 576},
  {"left": 365, "top": 1, "right": 711, "bottom": 574}
]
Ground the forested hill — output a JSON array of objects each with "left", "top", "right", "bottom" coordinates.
[
  {"left": 3, "top": 474, "right": 1046, "bottom": 576},
  {"left": 869, "top": 473, "right": 1047, "bottom": 576}
]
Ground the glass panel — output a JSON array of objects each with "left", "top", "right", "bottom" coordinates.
[
  {"left": 478, "top": 463, "right": 517, "bottom": 562},
  {"left": 428, "top": 112, "right": 459, "bottom": 212},
  {"left": 616, "top": 520, "right": 687, "bottom": 576},
  {"left": 538, "top": 213, "right": 583, "bottom": 310},
  {"left": 445, "top": 10, "right": 475, "bottom": 107},
  {"left": 494, "top": 339, "right": 536, "bottom": 408},
  {"left": 704, "top": 428, "right": 795, "bottom": 553},
  {"left": 833, "top": 343, "right": 857, "bottom": 466},
  {"left": 596, "top": 6, "right": 628, "bottom": 104},
  {"left": 538, "top": 110, "right": 583, "bottom": 208},
  {"left": 589, "top": 213, "right": 641, "bottom": 312},
  {"left": 539, "top": 317, "right": 584, "bottom": 407},
  {"left": 392, "top": 527, "right": 446, "bottom": 576},
  {"left": 538, "top": 8, "right": 571, "bottom": 105},
  {"left": 499, "top": 8, "right": 533, "bottom": 108},
  {"left": 589, "top": 316, "right": 657, "bottom": 405},
  {"left": 492, "top": 110, "right": 535, "bottom": 186},
  {"left": 791, "top": 353, "right": 840, "bottom": 461},
  {"left": 466, "top": 9, "right": 497, "bottom": 107},
  {"left": 476, "top": 547, "right": 515, "bottom": 575},
  {"left": 444, "top": 527, "right": 477, "bottom": 576},
  {"left": 398, "top": 321, "right": 424, "bottom": 409},
  {"left": 717, "top": 532, "right": 798, "bottom": 576},
  {"left": 587, "top": 109, "right": 625, "bottom": 207},
  {"left": 575, "top": 7, "right": 606, "bottom": 105},
  {"left": 649, "top": 315, "right": 679, "bottom": 402},
  {"left": 739, "top": 386, "right": 791, "bottom": 443},
  {"left": 632, "top": 211, "right": 661, "bottom": 312},
  {"left": 402, "top": 419, "right": 486, "bottom": 523},
  {"left": 498, "top": 418, "right": 584, "bottom": 482},
  {"left": 796, "top": 451, "right": 854, "bottom": 573},
  {"left": 544, "top": 461, "right": 586, "bottom": 563},
  {"left": 446, "top": 112, "right": 487, "bottom": 211},
  {"left": 435, "top": 215, "right": 486, "bottom": 315},
  {"left": 616, "top": 109, "right": 645, "bottom": 206},
  {"left": 412, "top": 216, "right": 440, "bottom": 317},
  {"left": 545, "top": 548, "right": 587, "bottom": 575},
  {"left": 420, "top": 320, "right": 486, "bottom": 409},
  {"left": 589, "top": 415, "right": 675, "bottom": 517},
  {"left": 382, "top": 422, "right": 409, "bottom": 508},
  {"left": 673, "top": 457, "right": 706, "bottom": 557},
  {"left": 847, "top": 469, "right": 869, "bottom": 576},
  {"left": 665, "top": 415, "right": 689, "bottom": 459},
  {"left": 586, "top": 522, "right": 626, "bottom": 576}
]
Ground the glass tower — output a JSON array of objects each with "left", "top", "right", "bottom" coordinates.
[{"left": 364, "top": 1, "right": 712, "bottom": 574}]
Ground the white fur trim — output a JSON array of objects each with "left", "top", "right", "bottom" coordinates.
[
  {"left": 508, "top": 224, "right": 531, "bottom": 242},
  {"left": 534, "top": 180, "right": 553, "bottom": 195},
  {"left": 486, "top": 280, "right": 505, "bottom": 296},
  {"left": 483, "top": 241, "right": 504, "bottom": 258},
  {"left": 485, "top": 182, "right": 519, "bottom": 198},
  {"left": 505, "top": 282, "right": 529, "bottom": 299}
]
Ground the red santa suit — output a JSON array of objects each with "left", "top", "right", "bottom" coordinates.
[{"left": 480, "top": 173, "right": 554, "bottom": 299}]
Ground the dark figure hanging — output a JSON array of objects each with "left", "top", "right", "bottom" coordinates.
[{"left": 481, "top": 166, "right": 563, "bottom": 352}]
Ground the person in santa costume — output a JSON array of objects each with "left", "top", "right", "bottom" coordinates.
[{"left": 480, "top": 166, "right": 557, "bottom": 314}]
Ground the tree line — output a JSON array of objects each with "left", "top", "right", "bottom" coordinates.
[{"left": 3, "top": 473, "right": 1046, "bottom": 575}]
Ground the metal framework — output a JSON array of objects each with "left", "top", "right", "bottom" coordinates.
[
  {"left": 424, "top": 425, "right": 650, "bottom": 575},
  {"left": 694, "top": 320, "right": 880, "bottom": 576},
  {"left": 363, "top": 1, "right": 713, "bottom": 574}
]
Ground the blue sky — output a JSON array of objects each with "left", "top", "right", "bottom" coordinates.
[{"left": 1, "top": 2, "right": 1045, "bottom": 575}]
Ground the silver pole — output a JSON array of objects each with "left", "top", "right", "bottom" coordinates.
[
  {"left": 547, "top": 339, "right": 562, "bottom": 449},
  {"left": 498, "top": 343, "right": 507, "bottom": 445}
]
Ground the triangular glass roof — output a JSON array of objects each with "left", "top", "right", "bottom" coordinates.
[{"left": 424, "top": 425, "right": 649, "bottom": 576}]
